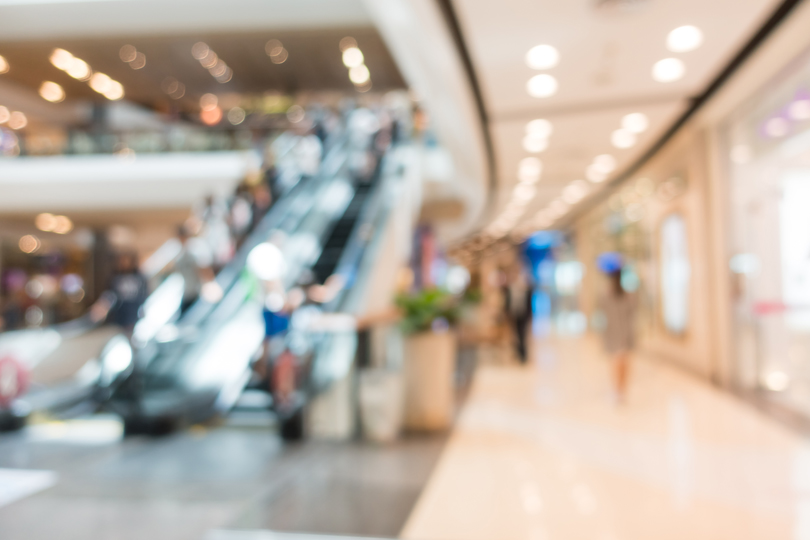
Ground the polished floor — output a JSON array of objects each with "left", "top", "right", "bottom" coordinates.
[
  {"left": 1, "top": 336, "right": 807, "bottom": 540},
  {"left": 402, "top": 336, "right": 808, "bottom": 540},
  {"left": 0, "top": 418, "right": 445, "bottom": 540}
]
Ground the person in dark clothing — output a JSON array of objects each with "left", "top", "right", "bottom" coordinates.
[
  {"left": 508, "top": 267, "right": 533, "bottom": 364},
  {"left": 110, "top": 252, "right": 148, "bottom": 333}
]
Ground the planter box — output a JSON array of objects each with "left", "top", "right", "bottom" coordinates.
[{"left": 403, "top": 330, "right": 457, "bottom": 431}]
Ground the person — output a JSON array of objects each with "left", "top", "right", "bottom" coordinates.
[
  {"left": 110, "top": 252, "right": 148, "bottom": 333},
  {"left": 600, "top": 267, "right": 637, "bottom": 402},
  {"left": 172, "top": 225, "right": 214, "bottom": 313},
  {"left": 507, "top": 267, "right": 532, "bottom": 364}
]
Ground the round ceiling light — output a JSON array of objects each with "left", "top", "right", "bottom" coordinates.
[
  {"left": 593, "top": 154, "right": 617, "bottom": 173},
  {"left": 525, "top": 44, "right": 559, "bottom": 70},
  {"left": 342, "top": 47, "right": 364, "bottom": 68},
  {"left": 621, "top": 112, "right": 649, "bottom": 133},
  {"left": 525, "top": 118, "right": 553, "bottom": 138},
  {"left": 667, "top": 25, "right": 703, "bottom": 53},
  {"left": 518, "top": 157, "right": 542, "bottom": 183},
  {"left": 39, "top": 81, "right": 65, "bottom": 103},
  {"left": 527, "top": 74, "right": 558, "bottom": 98},
  {"left": 349, "top": 64, "right": 370, "bottom": 85},
  {"left": 652, "top": 58, "right": 685, "bottom": 83},
  {"left": 0, "top": 54, "right": 9, "bottom": 74},
  {"left": 522, "top": 134, "right": 548, "bottom": 153},
  {"left": 611, "top": 128, "right": 636, "bottom": 149}
]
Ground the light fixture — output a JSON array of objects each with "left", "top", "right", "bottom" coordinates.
[
  {"left": 192, "top": 42, "right": 210, "bottom": 60},
  {"left": 522, "top": 134, "right": 548, "bottom": 153},
  {"left": 162, "top": 77, "right": 186, "bottom": 99},
  {"left": 200, "top": 107, "right": 223, "bottom": 126},
  {"left": 525, "top": 44, "right": 559, "bottom": 70},
  {"left": 513, "top": 183, "right": 536, "bottom": 201},
  {"left": 35, "top": 213, "right": 57, "bottom": 232},
  {"left": 53, "top": 215, "right": 73, "bottom": 234},
  {"left": 266, "top": 40, "right": 289, "bottom": 64},
  {"left": 349, "top": 64, "right": 370, "bottom": 85},
  {"left": 129, "top": 53, "right": 146, "bottom": 70},
  {"left": 622, "top": 113, "right": 648, "bottom": 133},
  {"left": 667, "top": 25, "right": 703, "bottom": 53},
  {"left": 0, "top": 106, "right": 10, "bottom": 124},
  {"left": 228, "top": 107, "right": 246, "bottom": 125},
  {"left": 0, "top": 54, "right": 8, "bottom": 74},
  {"left": 652, "top": 58, "right": 685, "bottom": 83},
  {"left": 49, "top": 48, "right": 73, "bottom": 70},
  {"left": 518, "top": 157, "right": 542, "bottom": 183},
  {"left": 562, "top": 180, "right": 590, "bottom": 205},
  {"left": 525, "top": 118, "right": 553, "bottom": 138},
  {"left": 39, "top": 81, "right": 65, "bottom": 103},
  {"left": 611, "top": 128, "right": 636, "bottom": 149},
  {"left": 89, "top": 73, "right": 111, "bottom": 92},
  {"left": 200, "top": 93, "right": 218, "bottom": 111},
  {"left": 104, "top": 81, "right": 124, "bottom": 101},
  {"left": 527, "top": 74, "right": 558, "bottom": 98},
  {"left": 66, "top": 58, "right": 91, "bottom": 81},
  {"left": 8, "top": 111, "right": 27, "bottom": 130},
  {"left": 119, "top": 45, "right": 137, "bottom": 63},
  {"left": 593, "top": 154, "right": 617, "bottom": 173},
  {"left": 340, "top": 37, "right": 358, "bottom": 51},
  {"left": 342, "top": 47, "right": 364, "bottom": 68},
  {"left": 19, "top": 235, "right": 40, "bottom": 254}
]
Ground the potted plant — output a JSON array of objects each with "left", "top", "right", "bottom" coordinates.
[{"left": 395, "top": 288, "right": 461, "bottom": 431}]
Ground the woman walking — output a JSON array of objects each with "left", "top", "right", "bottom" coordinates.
[{"left": 600, "top": 261, "right": 637, "bottom": 402}]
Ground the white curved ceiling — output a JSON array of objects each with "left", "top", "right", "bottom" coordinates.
[{"left": 451, "top": 0, "right": 784, "bottom": 234}]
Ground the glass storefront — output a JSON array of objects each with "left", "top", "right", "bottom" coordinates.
[{"left": 724, "top": 46, "right": 810, "bottom": 413}]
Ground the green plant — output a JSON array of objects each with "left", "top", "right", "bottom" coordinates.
[{"left": 395, "top": 288, "right": 461, "bottom": 334}]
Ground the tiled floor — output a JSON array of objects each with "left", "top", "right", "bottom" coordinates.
[{"left": 402, "top": 336, "right": 809, "bottom": 540}]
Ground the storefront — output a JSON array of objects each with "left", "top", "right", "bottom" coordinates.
[
  {"left": 575, "top": 127, "right": 716, "bottom": 379},
  {"left": 722, "top": 46, "right": 810, "bottom": 414}
]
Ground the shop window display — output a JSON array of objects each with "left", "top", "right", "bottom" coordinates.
[{"left": 725, "top": 47, "right": 810, "bottom": 411}]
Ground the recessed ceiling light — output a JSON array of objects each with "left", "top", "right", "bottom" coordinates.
[
  {"left": 39, "top": 81, "right": 65, "bottom": 103},
  {"left": 49, "top": 48, "right": 73, "bottom": 70},
  {"left": 593, "top": 154, "right": 617, "bottom": 173},
  {"left": 518, "top": 157, "right": 542, "bottom": 183},
  {"left": 525, "top": 118, "right": 553, "bottom": 138},
  {"left": 349, "top": 64, "right": 370, "bottom": 84},
  {"left": 667, "top": 25, "right": 703, "bottom": 53},
  {"left": 527, "top": 74, "right": 558, "bottom": 98},
  {"left": 611, "top": 129, "right": 636, "bottom": 149},
  {"left": 513, "top": 183, "right": 537, "bottom": 201},
  {"left": 522, "top": 134, "right": 548, "bottom": 153},
  {"left": 66, "top": 58, "right": 91, "bottom": 81},
  {"left": 525, "top": 44, "right": 559, "bottom": 70},
  {"left": 562, "top": 180, "right": 590, "bottom": 204},
  {"left": 120, "top": 45, "right": 137, "bottom": 63},
  {"left": 652, "top": 58, "right": 685, "bottom": 83},
  {"left": 8, "top": 111, "right": 27, "bottom": 130},
  {"left": 342, "top": 47, "right": 364, "bottom": 68},
  {"left": 622, "top": 112, "right": 649, "bottom": 133}
]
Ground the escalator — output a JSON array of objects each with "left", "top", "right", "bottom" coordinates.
[
  {"left": 0, "top": 129, "right": 323, "bottom": 432},
  {"left": 109, "top": 140, "right": 400, "bottom": 438},
  {"left": 312, "top": 180, "right": 376, "bottom": 284}
]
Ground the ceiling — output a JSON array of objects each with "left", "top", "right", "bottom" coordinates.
[
  {"left": 450, "top": 0, "right": 785, "bottom": 234},
  {"left": 0, "top": 28, "right": 405, "bottom": 125}
]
